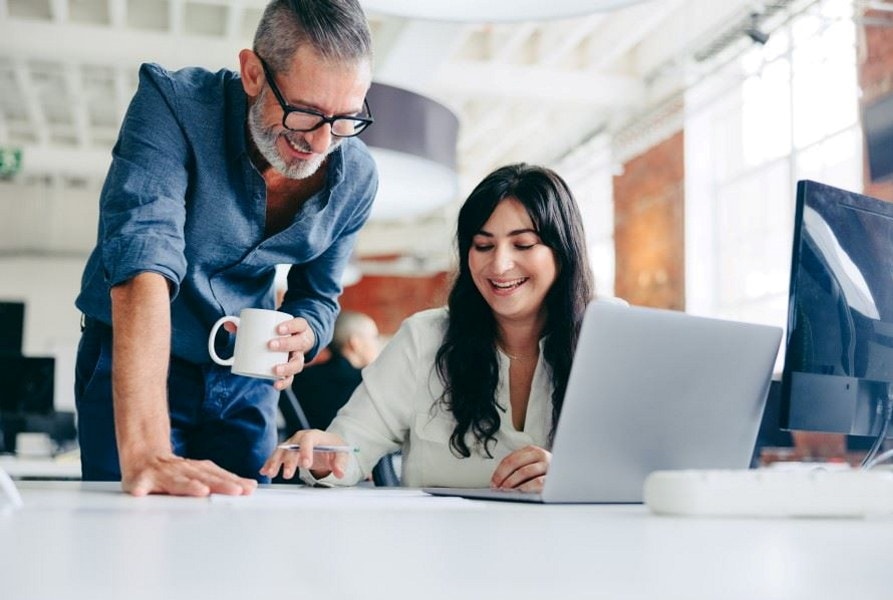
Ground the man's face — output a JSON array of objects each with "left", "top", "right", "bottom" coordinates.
[{"left": 248, "top": 46, "right": 371, "bottom": 180}]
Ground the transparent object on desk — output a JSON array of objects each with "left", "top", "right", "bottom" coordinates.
[{"left": 0, "top": 467, "right": 23, "bottom": 511}]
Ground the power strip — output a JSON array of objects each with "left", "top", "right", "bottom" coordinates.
[{"left": 643, "top": 467, "right": 893, "bottom": 518}]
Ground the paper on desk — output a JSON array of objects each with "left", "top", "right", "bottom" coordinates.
[{"left": 209, "top": 486, "right": 473, "bottom": 510}]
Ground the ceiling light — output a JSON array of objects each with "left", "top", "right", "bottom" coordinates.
[{"left": 363, "top": 82, "right": 459, "bottom": 221}]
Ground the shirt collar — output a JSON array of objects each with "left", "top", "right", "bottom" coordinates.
[{"left": 226, "top": 76, "right": 250, "bottom": 164}]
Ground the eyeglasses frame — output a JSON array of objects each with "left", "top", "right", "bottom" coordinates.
[{"left": 257, "top": 54, "right": 374, "bottom": 138}]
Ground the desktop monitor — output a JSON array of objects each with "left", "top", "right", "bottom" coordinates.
[
  {"left": 0, "top": 355, "right": 55, "bottom": 416},
  {"left": 781, "top": 180, "right": 893, "bottom": 439},
  {"left": 0, "top": 355, "right": 56, "bottom": 454},
  {"left": 0, "top": 301, "right": 24, "bottom": 355}
]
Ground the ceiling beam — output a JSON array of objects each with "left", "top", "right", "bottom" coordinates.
[
  {"left": 17, "top": 144, "right": 110, "bottom": 180},
  {"left": 169, "top": 0, "right": 267, "bottom": 7},
  {"left": 488, "top": 22, "right": 538, "bottom": 63},
  {"left": 583, "top": 0, "right": 687, "bottom": 70},
  {"left": 0, "top": 19, "right": 246, "bottom": 71},
  {"left": 373, "top": 20, "right": 468, "bottom": 94},
  {"left": 63, "top": 64, "right": 91, "bottom": 147},
  {"left": 633, "top": 0, "right": 753, "bottom": 77},
  {"left": 108, "top": 0, "right": 126, "bottom": 28},
  {"left": 461, "top": 106, "right": 604, "bottom": 176},
  {"left": 225, "top": 1, "right": 245, "bottom": 39},
  {"left": 537, "top": 14, "right": 606, "bottom": 66},
  {"left": 457, "top": 103, "right": 513, "bottom": 153},
  {"left": 433, "top": 59, "right": 643, "bottom": 107},
  {"left": 113, "top": 67, "right": 132, "bottom": 124},
  {"left": 12, "top": 62, "right": 48, "bottom": 146},
  {"left": 169, "top": 0, "right": 185, "bottom": 36},
  {"left": 50, "top": 0, "right": 68, "bottom": 23},
  {"left": 461, "top": 108, "right": 546, "bottom": 176}
]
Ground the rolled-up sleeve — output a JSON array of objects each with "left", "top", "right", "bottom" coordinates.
[{"left": 99, "top": 63, "right": 189, "bottom": 297}]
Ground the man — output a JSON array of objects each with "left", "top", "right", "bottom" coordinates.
[
  {"left": 289, "top": 310, "right": 381, "bottom": 431},
  {"left": 74, "top": 0, "right": 377, "bottom": 497}
]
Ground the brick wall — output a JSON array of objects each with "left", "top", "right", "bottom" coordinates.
[
  {"left": 609, "top": 15, "right": 889, "bottom": 310},
  {"left": 340, "top": 272, "right": 450, "bottom": 335},
  {"left": 612, "top": 131, "right": 686, "bottom": 310}
]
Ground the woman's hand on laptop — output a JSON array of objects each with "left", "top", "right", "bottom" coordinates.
[
  {"left": 260, "top": 430, "right": 352, "bottom": 481},
  {"left": 490, "top": 445, "right": 552, "bottom": 492}
]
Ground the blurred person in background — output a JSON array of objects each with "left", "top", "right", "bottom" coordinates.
[{"left": 291, "top": 310, "right": 382, "bottom": 430}]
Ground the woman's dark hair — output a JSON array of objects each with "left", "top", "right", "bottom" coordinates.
[{"left": 435, "top": 163, "right": 595, "bottom": 458}]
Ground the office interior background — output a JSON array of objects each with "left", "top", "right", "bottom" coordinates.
[{"left": 0, "top": 0, "right": 890, "bottom": 417}]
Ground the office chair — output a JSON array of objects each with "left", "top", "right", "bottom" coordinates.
[
  {"left": 279, "top": 387, "right": 311, "bottom": 430},
  {"left": 371, "top": 452, "right": 400, "bottom": 487},
  {"left": 278, "top": 388, "right": 401, "bottom": 487}
]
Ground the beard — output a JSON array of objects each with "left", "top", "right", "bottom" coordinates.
[{"left": 247, "top": 87, "right": 341, "bottom": 180}]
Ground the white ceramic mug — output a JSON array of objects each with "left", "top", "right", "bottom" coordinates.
[{"left": 208, "top": 308, "right": 293, "bottom": 379}]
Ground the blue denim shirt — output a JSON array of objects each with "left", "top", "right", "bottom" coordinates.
[{"left": 76, "top": 63, "right": 378, "bottom": 364}]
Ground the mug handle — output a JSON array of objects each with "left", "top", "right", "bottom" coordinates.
[{"left": 208, "top": 316, "right": 239, "bottom": 366}]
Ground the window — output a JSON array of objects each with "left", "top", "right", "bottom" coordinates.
[
  {"left": 685, "top": 0, "right": 860, "bottom": 361},
  {"left": 558, "top": 133, "right": 616, "bottom": 299}
]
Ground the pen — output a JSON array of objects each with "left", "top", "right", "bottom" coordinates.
[{"left": 277, "top": 443, "right": 359, "bottom": 453}]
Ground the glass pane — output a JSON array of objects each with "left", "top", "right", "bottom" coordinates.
[
  {"left": 792, "top": 16, "right": 857, "bottom": 149},
  {"left": 684, "top": 0, "right": 860, "bottom": 333},
  {"left": 794, "top": 126, "right": 862, "bottom": 192},
  {"left": 742, "top": 59, "right": 792, "bottom": 167}
]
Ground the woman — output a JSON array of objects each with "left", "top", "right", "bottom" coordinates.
[{"left": 261, "top": 163, "right": 594, "bottom": 490}]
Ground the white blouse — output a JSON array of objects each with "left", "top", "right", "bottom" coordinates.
[{"left": 318, "top": 307, "right": 554, "bottom": 488}]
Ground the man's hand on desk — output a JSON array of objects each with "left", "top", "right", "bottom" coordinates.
[{"left": 121, "top": 454, "right": 258, "bottom": 497}]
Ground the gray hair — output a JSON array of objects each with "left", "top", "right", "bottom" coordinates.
[{"left": 253, "top": 0, "right": 373, "bottom": 73}]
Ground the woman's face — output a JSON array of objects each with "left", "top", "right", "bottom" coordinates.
[{"left": 468, "top": 197, "right": 558, "bottom": 326}]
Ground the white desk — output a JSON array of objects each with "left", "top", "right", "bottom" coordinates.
[{"left": 1, "top": 481, "right": 891, "bottom": 600}]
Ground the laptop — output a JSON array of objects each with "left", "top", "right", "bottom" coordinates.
[{"left": 423, "top": 301, "right": 782, "bottom": 503}]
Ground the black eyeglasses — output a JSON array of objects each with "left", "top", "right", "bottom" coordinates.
[{"left": 257, "top": 56, "right": 373, "bottom": 138}]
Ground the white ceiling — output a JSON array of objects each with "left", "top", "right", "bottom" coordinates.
[{"left": 0, "top": 0, "right": 833, "bottom": 270}]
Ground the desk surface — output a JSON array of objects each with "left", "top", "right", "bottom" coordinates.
[{"left": 2, "top": 481, "right": 891, "bottom": 600}]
